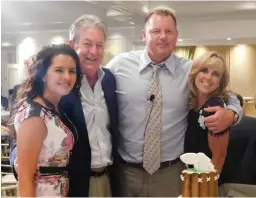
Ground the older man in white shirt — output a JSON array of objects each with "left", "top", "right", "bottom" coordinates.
[{"left": 68, "top": 14, "right": 119, "bottom": 197}]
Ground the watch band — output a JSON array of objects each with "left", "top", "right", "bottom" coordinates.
[{"left": 233, "top": 111, "right": 239, "bottom": 124}]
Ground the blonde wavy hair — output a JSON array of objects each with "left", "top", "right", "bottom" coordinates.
[{"left": 188, "top": 51, "right": 230, "bottom": 109}]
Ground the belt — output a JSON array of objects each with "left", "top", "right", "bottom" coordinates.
[
  {"left": 39, "top": 166, "right": 67, "bottom": 176},
  {"left": 90, "top": 167, "right": 108, "bottom": 177},
  {"left": 121, "top": 157, "right": 180, "bottom": 170}
]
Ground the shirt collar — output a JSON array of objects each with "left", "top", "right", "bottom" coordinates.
[
  {"left": 139, "top": 49, "right": 176, "bottom": 75},
  {"left": 97, "top": 67, "right": 105, "bottom": 81},
  {"left": 139, "top": 49, "right": 152, "bottom": 72},
  {"left": 82, "top": 66, "right": 105, "bottom": 85}
]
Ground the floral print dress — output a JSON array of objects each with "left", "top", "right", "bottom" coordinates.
[{"left": 14, "top": 101, "right": 74, "bottom": 197}]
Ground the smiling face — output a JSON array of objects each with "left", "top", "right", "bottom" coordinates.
[
  {"left": 142, "top": 14, "right": 178, "bottom": 63},
  {"left": 44, "top": 54, "right": 77, "bottom": 98},
  {"left": 188, "top": 51, "right": 229, "bottom": 109},
  {"left": 195, "top": 65, "right": 222, "bottom": 97},
  {"left": 73, "top": 27, "right": 105, "bottom": 76}
]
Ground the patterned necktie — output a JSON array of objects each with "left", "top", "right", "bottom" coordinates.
[{"left": 143, "top": 62, "right": 163, "bottom": 175}]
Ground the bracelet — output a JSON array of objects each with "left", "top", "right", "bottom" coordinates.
[{"left": 209, "top": 129, "right": 229, "bottom": 137}]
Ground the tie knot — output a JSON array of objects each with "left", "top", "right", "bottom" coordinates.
[{"left": 150, "top": 62, "right": 162, "bottom": 74}]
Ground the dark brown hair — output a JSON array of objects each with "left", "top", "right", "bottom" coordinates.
[{"left": 9, "top": 44, "right": 82, "bottom": 138}]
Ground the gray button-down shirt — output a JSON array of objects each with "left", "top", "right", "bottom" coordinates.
[{"left": 106, "top": 49, "right": 242, "bottom": 163}]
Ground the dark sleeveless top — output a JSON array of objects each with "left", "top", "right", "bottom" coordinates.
[{"left": 184, "top": 98, "right": 227, "bottom": 158}]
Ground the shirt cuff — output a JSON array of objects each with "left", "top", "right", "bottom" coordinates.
[{"left": 226, "top": 105, "right": 242, "bottom": 125}]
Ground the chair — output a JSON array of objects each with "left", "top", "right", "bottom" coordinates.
[
  {"left": 219, "top": 183, "right": 256, "bottom": 197},
  {"left": 1, "top": 137, "right": 17, "bottom": 197},
  {"left": 1, "top": 185, "right": 18, "bottom": 197}
]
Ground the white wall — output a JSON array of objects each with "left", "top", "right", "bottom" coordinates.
[
  {"left": 1, "top": 30, "right": 134, "bottom": 90},
  {"left": 132, "top": 17, "right": 256, "bottom": 47},
  {"left": 1, "top": 31, "right": 69, "bottom": 92},
  {"left": 14, "top": 31, "right": 68, "bottom": 64},
  {"left": 178, "top": 18, "right": 256, "bottom": 41},
  {"left": 2, "top": 15, "right": 256, "bottom": 95},
  {"left": 3, "top": 15, "right": 256, "bottom": 54},
  {"left": 1, "top": 46, "right": 17, "bottom": 96},
  {"left": 229, "top": 45, "right": 256, "bottom": 97},
  {"left": 194, "top": 45, "right": 256, "bottom": 97}
]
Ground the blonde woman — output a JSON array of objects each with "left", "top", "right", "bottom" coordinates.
[{"left": 184, "top": 51, "right": 230, "bottom": 173}]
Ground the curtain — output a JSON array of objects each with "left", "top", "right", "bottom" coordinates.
[{"left": 174, "top": 46, "right": 196, "bottom": 60}]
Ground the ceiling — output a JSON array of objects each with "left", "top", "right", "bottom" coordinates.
[{"left": 2, "top": 1, "right": 256, "bottom": 45}]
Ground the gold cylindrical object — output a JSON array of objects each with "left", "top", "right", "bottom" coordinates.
[
  {"left": 191, "top": 173, "right": 199, "bottom": 197},
  {"left": 199, "top": 173, "right": 209, "bottom": 197},
  {"left": 208, "top": 172, "right": 218, "bottom": 197},
  {"left": 182, "top": 172, "right": 191, "bottom": 197}
]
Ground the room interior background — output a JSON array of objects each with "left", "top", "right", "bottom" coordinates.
[
  {"left": 1, "top": 1, "right": 256, "bottom": 101},
  {"left": 1, "top": 3, "right": 255, "bottom": 196}
]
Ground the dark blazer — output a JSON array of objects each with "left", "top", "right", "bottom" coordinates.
[
  {"left": 9, "top": 68, "right": 120, "bottom": 197},
  {"left": 1, "top": 95, "right": 8, "bottom": 110},
  {"left": 60, "top": 68, "right": 120, "bottom": 197}
]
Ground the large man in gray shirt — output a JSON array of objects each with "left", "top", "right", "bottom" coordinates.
[{"left": 106, "top": 7, "right": 242, "bottom": 196}]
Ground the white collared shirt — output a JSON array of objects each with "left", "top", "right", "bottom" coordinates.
[{"left": 80, "top": 69, "right": 112, "bottom": 169}]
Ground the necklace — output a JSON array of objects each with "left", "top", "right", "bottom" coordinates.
[
  {"left": 59, "top": 109, "right": 79, "bottom": 144},
  {"left": 41, "top": 96, "right": 78, "bottom": 144},
  {"left": 41, "top": 96, "right": 56, "bottom": 111}
]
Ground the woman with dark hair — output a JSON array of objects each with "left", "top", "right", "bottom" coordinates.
[
  {"left": 11, "top": 44, "right": 82, "bottom": 197},
  {"left": 185, "top": 51, "right": 231, "bottom": 174}
]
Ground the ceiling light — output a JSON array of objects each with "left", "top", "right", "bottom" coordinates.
[
  {"left": 109, "top": 33, "right": 123, "bottom": 39},
  {"left": 51, "top": 36, "right": 65, "bottom": 44},
  {"left": 178, "top": 39, "right": 184, "bottom": 42},
  {"left": 52, "top": 22, "right": 64, "bottom": 24},
  {"left": 1, "top": 42, "right": 12, "bottom": 47},
  {"left": 21, "top": 22, "right": 33, "bottom": 26},
  {"left": 142, "top": 5, "right": 149, "bottom": 13},
  {"left": 22, "top": 37, "right": 35, "bottom": 44},
  {"left": 240, "top": 2, "right": 256, "bottom": 10},
  {"left": 226, "top": 38, "right": 232, "bottom": 41},
  {"left": 129, "top": 22, "right": 135, "bottom": 25},
  {"left": 106, "top": 9, "right": 122, "bottom": 17}
]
